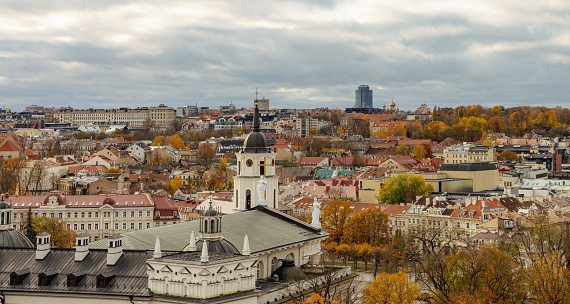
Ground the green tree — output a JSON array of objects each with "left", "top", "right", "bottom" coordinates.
[
  {"left": 396, "top": 144, "right": 414, "bottom": 156},
  {"left": 376, "top": 173, "right": 433, "bottom": 204},
  {"left": 24, "top": 207, "right": 37, "bottom": 246}
]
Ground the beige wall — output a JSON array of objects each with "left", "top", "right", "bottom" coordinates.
[{"left": 438, "top": 169, "right": 499, "bottom": 192}]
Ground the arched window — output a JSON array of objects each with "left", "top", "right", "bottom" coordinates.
[
  {"left": 235, "top": 190, "right": 238, "bottom": 208},
  {"left": 246, "top": 190, "right": 251, "bottom": 209},
  {"left": 204, "top": 220, "right": 209, "bottom": 233},
  {"left": 211, "top": 219, "right": 216, "bottom": 233},
  {"left": 257, "top": 261, "right": 264, "bottom": 279},
  {"left": 286, "top": 253, "right": 295, "bottom": 264},
  {"left": 0, "top": 212, "right": 4, "bottom": 225},
  {"left": 271, "top": 257, "right": 278, "bottom": 273}
]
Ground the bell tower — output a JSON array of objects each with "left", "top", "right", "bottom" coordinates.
[{"left": 234, "top": 104, "right": 278, "bottom": 210}]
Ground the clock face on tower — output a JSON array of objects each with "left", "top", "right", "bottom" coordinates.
[{"left": 246, "top": 159, "right": 253, "bottom": 167}]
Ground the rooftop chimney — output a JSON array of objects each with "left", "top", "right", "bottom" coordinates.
[
  {"left": 36, "top": 232, "right": 51, "bottom": 260},
  {"left": 75, "top": 233, "right": 90, "bottom": 262},
  {"left": 107, "top": 235, "right": 124, "bottom": 266}
]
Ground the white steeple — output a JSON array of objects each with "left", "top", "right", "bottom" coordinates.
[
  {"left": 243, "top": 234, "right": 250, "bottom": 256},
  {"left": 153, "top": 236, "right": 162, "bottom": 258},
  {"left": 234, "top": 103, "right": 278, "bottom": 210},
  {"left": 189, "top": 231, "right": 197, "bottom": 251},
  {"left": 201, "top": 240, "right": 209, "bottom": 263}
]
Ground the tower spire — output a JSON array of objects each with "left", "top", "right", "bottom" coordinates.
[{"left": 253, "top": 103, "right": 260, "bottom": 132}]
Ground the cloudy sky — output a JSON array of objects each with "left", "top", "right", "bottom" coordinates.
[{"left": 1, "top": 0, "right": 569, "bottom": 111}]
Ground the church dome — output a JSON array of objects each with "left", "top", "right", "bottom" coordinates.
[
  {"left": 0, "top": 199, "right": 10, "bottom": 209},
  {"left": 203, "top": 207, "right": 218, "bottom": 216},
  {"left": 0, "top": 228, "right": 34, "bottom": 248},
  {"left": 243, "top": 132, "right": 270, "bottom": 153},
  {"left": 195, "top": 239, "right": 240, "bottom": 255},
  {"left": 242, "top": 103, "right": 270, "bottom": 153}
]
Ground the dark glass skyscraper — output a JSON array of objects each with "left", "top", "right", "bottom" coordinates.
[{"left": 354, "top": 85, "right": 373, "bottom": 108}]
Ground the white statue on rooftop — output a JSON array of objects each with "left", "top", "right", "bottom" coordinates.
[
  {"left": 311, "top": 197, "right": 321, "bottom": 229},
  {"left": 257, "top": 176, "right": 267, "bottom": 205}
]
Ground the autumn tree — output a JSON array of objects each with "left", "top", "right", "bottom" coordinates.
[
  {"left": 219, "top": 157, "right": 228, "bottom": 172},
  {"left": 164, "top": 135, "right": 185, "bottom": 149},
  {"left": 0, "top": 158, "right": 23, "bottom": 195},
  {"left": 363, "top": 271, "right": 421, "bottom": 304},
  {"left": 197, "top": 143, "right": 216, "bottom": 167},
  {"left": 303, "top": 294, "right": 339, "bottom": 304},
  {"left": 487, "top": 116, "right": 506, "bottom": 133},
  {"left": 151, "top": 135, "right": 165, "bottom": 146},
  {"left": 425, "top": 121, "right": 446, "bottom": 141},
  {"left": 414, "top": 143, "right": 433, "bottom": 160},
  {"left": 321, "top": 200, "right": 353, "bottom": 244},
  {"left": 460, "top": 117, "right": 487, "bottom": 141},
  {"left": 498, "top": 150, "right": 517, "bottom": 161},
  {"left": 34, "top": 216, "right": 76, "bottom": 248},
  {"left": 509, "top": 112, "right": 527, "bottom": 137},
  {"left": 376, "top": 173, "right": 433, "bottom": 204},
  {"left": 342, "top": 208, "right": 389, "bottom": 246},
  {"left": 168, "top": 176, "right": 184, "bottom": 194}
]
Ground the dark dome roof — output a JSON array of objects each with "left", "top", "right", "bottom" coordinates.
[
  {"left": 242, "top": 132, "right": 270, "bottom": 153},
  {"left": 0, "top": 199, "right": 10, "bottom": 209},
  {"left": 0, "top": 228, "right": 33, "bottom": 248},
  {"left": 195, "top": 238, "right": 240, "bottom": 255},
  {"left": 272, "top": 259, "right": 305, "bottom": 282}
]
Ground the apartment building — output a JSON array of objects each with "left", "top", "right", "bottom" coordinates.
[
  {"left": 54, "top": 104, "right": 175, "bottom": 129},
  {"left": 7, "top": 193, "right": 179, "bottom": 241}
]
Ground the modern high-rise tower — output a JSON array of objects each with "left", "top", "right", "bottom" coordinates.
[{"left": 354, "top": 85, "right": 373, "bottom": 108}]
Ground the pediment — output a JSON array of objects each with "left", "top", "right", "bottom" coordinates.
[
  {"left": 234, "top": 263, "right": 245, "bottom": 271},
  {"left": 146, "top": 263, "right": 155, "bottom": 271},
  {"left": 217, "top": 266, "right": 229, "bottom": 273},
  {"left": 179, "top": 267, "right": 192, "bottom": 275},
  {"left": 160, "top": 265, "right": 172, "bottom": 273},
  {"left": 198, "top": 269, "right": 211, "bottom": 276}
]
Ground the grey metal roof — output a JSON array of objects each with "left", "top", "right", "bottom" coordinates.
[
  {"left": 0, "top": 248, "right": 151, "bottom": 297},
  {"left": 152, "top": 251, "right": 253, "bottom": 266},
  {"left": 90, "top": 206, "right": 329, "bottom": 254}
]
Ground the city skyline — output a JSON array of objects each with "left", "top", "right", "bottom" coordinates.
[{"left": 1, "top": 1, "right": 569, "bottom": 111}]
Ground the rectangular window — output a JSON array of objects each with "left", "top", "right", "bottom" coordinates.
[
  {"left": 123, "top": 212, "right": 127, "bottom": 217},
  {"left": 115, "top": 212, "right": 119, "bottom": 217},
  {"left": 88, "top": 212, "right": 92, "bottom": 218},
  {"left": 139, "top": 211, "right": 143, "bottom": 217},
  {"left": 122, "top": 223, "right": 127, "bottom": 230},
  {"left": 95, "top": 223, "right": 99, "bottom": 230},
  {"left": 95, "top": 212, "right": 99, "bottom": 218},
  {"left": 138, "top": 222, "right": 142, "bottom": 229},
  {"left": 147, "top": 211, "right": 151, "bottom": 217},
  {"left": 147, "top": 222, "right": 150, "bottom": 228},
  {"left": 130, "top": 223, "right": 135, "bottom": 229},
  {"left": 80, "top": 224, "right": 84, "bottom": 230},
  {"left": 131, "top": 211, "right": 135, "bottom": 217},
  {"left": 114, "top": 223, "right": 118, "bottom": 230},
  {"left": 73, "top": 224, "right": 78, "bottom": 230},
  {"left": 88, "top": 224, "right": 92, "bottom": 230},
  {"left": 74, "top": 212, "right": 78, "bottom": 218},
  {"left": 81, "top": 212, "right": 85, "bottom": 218}
]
